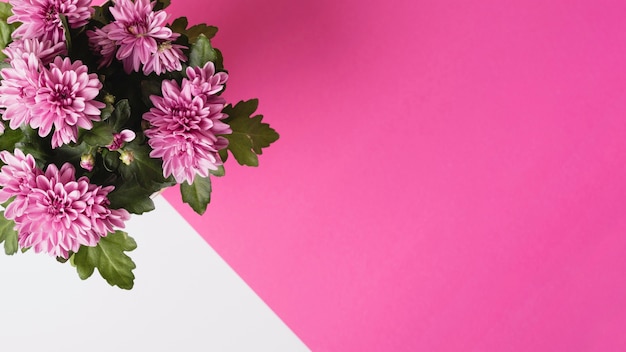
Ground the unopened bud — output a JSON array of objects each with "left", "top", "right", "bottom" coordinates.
[
  {"left": 119, "top": 150, "right": 134, "bottom": 165},
  {"left": 80, "top": 153, "right": 95, "bottom": 171},
  {"left": 104, "top": 93, "right": 115, "bottom": 105}
]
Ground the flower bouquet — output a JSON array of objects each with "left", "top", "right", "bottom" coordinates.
[{"left": 0, "top": 0, "right": 278, "bottom": 289}]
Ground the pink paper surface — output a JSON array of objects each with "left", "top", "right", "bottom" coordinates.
[{"left": 161, "top": 0, "right": 626, "bottom": 351}]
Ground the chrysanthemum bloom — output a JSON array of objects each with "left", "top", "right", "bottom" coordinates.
[
  {"left": 143, "top": 79, "right": 231, "bottom": 184},
  {"left": 0, "top": 149, "right": 41, "bottom": 220},
  {"left": 3, "top": 38, "right": 67, "bottom": 66},
  {"left": 186, "top": 61, "right": 228, "bottom": 101},
  {"left": 143, "top": 39, "right": 187, "bottom": 75},
  {"left": 86, "top": 26, "right": 117, "bottom": 69},
  {"left": 0, "top": 159, "right": 130, "bottom": 258},
  {"left": 8, "top": 0, "right": 94, "bottom": 43},
  {"left": 83, "top": 183, "right": 130, "bottom": 240},
  {"left": 107, "top": 0, "right": 173, "bottom": 73},
  {"left": 15, "top": 163, "right": 94, "bottom": 257},
  {"left": 0, "top": 53, "right": 41, "bottom": 131},
  {"left": 30, "top": 56, "right": 105, "bottom": 148},
  {"left": 146, "top": 132, "right": 228, "bottom": 184}
]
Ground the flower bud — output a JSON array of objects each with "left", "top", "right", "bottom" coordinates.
[
  {"left": 80, "top": 153, "right": 95, "bottom": 171},
  {"left": 104, "top": 93, "right": 115, "bottom": 105},
  {"left": 107, "top": 129, "right": 136, "bottom": 151},
  {"left": 119, "top": 150, "right": 134, "bottom": 165}
]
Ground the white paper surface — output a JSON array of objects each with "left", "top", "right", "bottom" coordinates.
[{"left": 0, "top": 196, "right": 309, "bottom": 352}]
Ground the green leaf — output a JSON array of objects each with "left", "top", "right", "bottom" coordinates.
[
  {"left": 181, "top": 175, "right": 212, "bottom": 215},
  {"left": 73, "top": 231, "right": 137, "bottom": 290},
  {"left": 213, "top": 48, "right": 224, "bottom": 71},
  {"left": 49, "top": 142, "right": 88, "bottom": 167},
  {"left": 118, "top": 142, "right": 172, "bottom": 187},
  {"left": 222, "top": 99, "right": 279, "bottom": 166},
  {"left": 107, "top": 182, "right": 156, "bottom": 214},
  {"left": 0, "top": 127, "right": 24, "bottom": 152},
  {"left": 140, "top": 80, "right": 162, "bottom": 108},
  {"left": 168, "top": 17, "right": 217, "bottom": 44},
  {"left": 0, "top": 3, "right": 18, "bottom": 61},
  {"left": 102, "top": 148, "right": 121, "bottom": 171},
  {"left": 209, "top": 165, "right": 225, "bottom": 177},
  {"left": 0, "top": 2, "right": 13, "bottom": 19},
  {"left": 169, "top": 16, "right": 188, "bottom": 33},
  {"left": 91, "top": 1, "right": 114, "bottom": 25},
  {"left": 0, "top": 22, "right": 12, "bottom": 61},
  {"left": 189, "top": 34, "right": 218, "bottom": 68},
  {"left": 153, "top": 0, "right": 171, "bottom": 11},
  {"left": 15, "top": 126, "right": 52, "bottom": 163},
  {"left": 186, "top": 24, "right": 218, "bottom": 43},
  {"left": 110, "top": 99, "right": 132, "bottom": 131},
  {"left": 59, "top": 14, "right": 71, "bottom": 53},
  {"left": 100, "top": 102, "right": 115, "bottom": 122},
  {"left": 91, "top": 6, "right": 109, "bottom": 25},
  {"left": 80, "top": 122, "right": 115, "bottom": 146},
  {"left": 0, "top": 211, "right": 19, "bottom": 255},
  {"left": 218, "top": 148, "right": 228, "bottom": 163},
  {"left": 0, "top": 61, "right": 10, "bottom": 71}
]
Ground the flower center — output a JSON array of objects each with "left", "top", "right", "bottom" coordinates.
[
  {"left": 43, "top": 4, "right": 60, "bottom": 24},
  {"left": 158, "top": 42, "right": 173, "bottom": 52},
  {"left": 128, "top": 22, "right": 148, "bottom": 38},
  {"left": 171, "top": 106, "right": 197, "bottom": 131},
  {"left": 52, "top": 85, "right": 74, "bottom": 106},
  {"left": 48, "top": 196, "right": 67, "bottom": 216}
]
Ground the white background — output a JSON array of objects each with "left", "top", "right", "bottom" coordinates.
[{"left": 0, "top": 196, "right": 308, "bottom": 352}]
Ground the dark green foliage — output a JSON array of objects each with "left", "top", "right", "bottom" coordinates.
[
  {"left": 222, "top": 100, "right": 280, "bottom": 166},
  {"left": 72, "top": 231, "right": 137, "bottom": 290},
  {"left": 181, "top": 176, "right": 212, "bottom": 215}
]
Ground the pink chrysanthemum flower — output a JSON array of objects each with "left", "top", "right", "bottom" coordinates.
[
  {"left": 107, "top": 0, "right": 173, "bottom": 73},
  {"left": 8, "top": 0, "right": 94, "bottom": 43},
  {"left": 15, "top": 163, "right": 94, "bottom": 257},
  {"left": 0, "top": 53, "right": 41, "bottom": 130},
  {"left": 3, "top": 38, "right": 67, "bottom": 66},
  {"left": 186, "top": 61, "right": 228, "bottom": 100},
  {"left": 16, "top": 163, "right": 130, "bottom": 258},
  {"left": 143, "top": 79, "right": 230, "bottom": 184},
  {"left": 83, "top": 183, "right": 130, "bottom": 237},
  {"left": 86, "top": 26, "right": 117, "bottom": 69},
  {"left": 0, "top": 149, "right": 41, "bottom": 219},
  {"left": 0, "top": 154, "right": 130, "bottom": 258},
  {"left": 30, "top": 56, "right": 105, "bottom": 148},
  {"left": 143, "top": 39, "right": 186, "bottom": 75},
  {"left": 145, "top": 80, "right": 213, "bottom": 136},
  {"left": 146, "top": 132, "right": 228, "bottom": 184}
]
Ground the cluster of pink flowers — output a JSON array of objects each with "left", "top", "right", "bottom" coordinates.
[
  {"left": 0, "top": 149, "right": 129, "bottom": 258},
  {"left": 143, "top": 61, "right": 230, "bottom": 184},
  {"left": 0, "top": 53, "right": 105, "bottom": 147},
  {"left": 0, "top": 0, "right": 234, "bottom": 259},
  {"left": 87, "top": 0, "right": 186, "bottom": 74},
  {"left": 9, "top": 0, "right": 93, "bottom": 44}
]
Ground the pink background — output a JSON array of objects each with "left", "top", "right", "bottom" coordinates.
[{"left": 160, "top": 0, "right": 626, "bottom": 351}]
